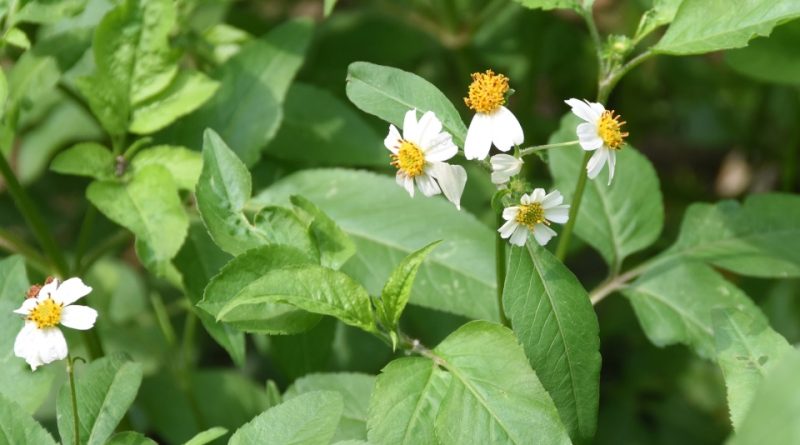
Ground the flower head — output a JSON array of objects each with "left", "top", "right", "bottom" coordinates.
[
  {"left": 498, "top": 189, "right": 570, "bottom": 246},
  {"left": 565, "top": 98, "right": 628, "bottom": 184},
  {"left": 463, "top": 70, "right": 524, "bottom": 160},
  {"left": 385, "top": 109, "right": 467, "bottom": 209},
  {"left": 490, "top": 154, "right": 523, "bottom": 185},
  {"left": 13, "top": 277, "right": 98, "bottom": 370}
]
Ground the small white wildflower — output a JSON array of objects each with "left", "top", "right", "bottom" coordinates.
[
  {"left": 13, "top": 277, "right": 98, "bottom": 370},
  {"left": 463, "top": 70, "right": 524, "bottom": 160},
  {"left": 565, "top": 98, "right": 628, "bottom": 185},
  {"left": 490, "top": 154, "right": 523, "bottom": 185},
  {"left": 385, "top": 109, "right": 467, "bottom": 209},
  {"left": 498, "top": 188, "right": 570, "bottom": 247}
]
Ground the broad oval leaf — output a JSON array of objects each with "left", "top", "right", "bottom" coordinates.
[
  {"left": 725, "top": 21, "right": 800, "bottom": 86},
  {"left": 129, "top": 70, "right": 219, "bottom": 134},
  {"left": 51, "top": 142, "right": 115, "bottom": 181},
  {"left": 0, "top": 392, "right": 57, "bottom": 445},
  {"left": 503, "top": 243, "right": 600, "bottom": 443},
  {"left": 130, "top": 145, "right": 202, "bottom": 191}
]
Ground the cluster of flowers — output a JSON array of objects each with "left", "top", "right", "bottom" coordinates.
[{"left": 384, "top": 69, "right": 627, "bottom": 247}]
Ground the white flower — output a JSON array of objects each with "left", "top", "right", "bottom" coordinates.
[
  {"left": 13, "top": 278, "right": 98, "bottom": 370},
  {"left": 498, "top": 188, "right": 570, "bottom": 247},
  {"left": 385, "top": 109, "right": 467, "bottom": 209},
  {"left": 490, "top": 154, "right": 523, "bottom": 185},
  {"left": 463, "top": 70, "right": 524, "bottom": 160},
  {"left": 565, "top": 98, "right": 628, "bottom": 185}
]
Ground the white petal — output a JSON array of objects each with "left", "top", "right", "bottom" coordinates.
[
  {"left": 530, "top": 188, "right": 546, "bottom": 203},
  {"left": 415, "top": 173, "right": 441, "bottom": 197},
  {"left": 520, "top": 193, "right": 532, "bottom": 205},
  {"left": 384, "top": 125, "right": 402, "bottom": 153},
  {"left": 430, "top": 162, "right": 467, "bottom": 210},
  {"left": 402, "top": 109, "right": 419, "bottom": 142},
  {"left": 464, "top": 113, "right": 493, "bottom": 160},
  {"left": 37, "top": 327, "right": 68, "bottom": 366},
  {"left": 541, "top": 190, "right": 564, "bottom": 209},
  {"left": 498, "top": 220, "right": 519, "bottom": 239},
  {"left": 403, "top": 175, "right": 415, "bottom": 197},
  {"left": 606, "top": 150, "right": 617, "bottom": 185},
  {"left": 14, "top": 321, "right": 38, "bottom": 361},
  {"left": 14, "top": 299, "right": 38, "bottom": 315},
  {"left": 416, "top": 111, "right": 443, "bottom": 147},
  {"left": 502, "top": 206, "right": 519, "bottom": 221},
  {"left": 545, "top": 205, "right": 570, "bottom": 224},
  {"left": 577, "top": 122, "right": 603, "bottom": 151},
  {"left": 491, "top": 106, "right": 524, "bottom": 151},
  {"left": 54, "top": 277, "right": 92, "bottom": 306},
  {"left": 490, "top": 154, "right": 523, "bottom": 185},
  {"left": 36, "top": 279, "right": 59, "bottom": 301},
  {"left": 565, "top": 98, "right": 601, "bottom": 124},
  {"left": 587, "top": 100, "right": 606, "bottom": 116},
  {"left": 532, "top": 224, "right": 557, "bottom": 246},
  {"left": 491, "top": 171, "right": 511, "bottom": 185},
  {"left": 586, "top": 148, "right": 608, "bottom": 179},
  {"left": 424, "top": 133, "right": 458, "bottom": 162},
  {"left": 60, "top": 305, "right": 98, "bottom": 330},
  {"left": 509, "top": 226, "right": 529, "bottom": 246}
]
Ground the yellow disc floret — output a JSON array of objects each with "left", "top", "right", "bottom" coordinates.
[
  {"left": 28, "top": 298, "right": 62, "bottom": 329},
  {"left": 597, "top": 110, "right": 628, "bottom": 150},
  {"left": 464, "top": 70, "right": 509, "bottom": 114},
  {"left": 516, "top": 202, "right": 547, "bottom": 229},
  {"left": 391, "top": 140, "right": 426, "bottom": 177}
]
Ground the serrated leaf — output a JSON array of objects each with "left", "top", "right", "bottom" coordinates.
[
  {"left": 229, "top": 391, "right": 344, "bottom": 445},
  {"left": 130, "top": 145, "right": 201, "bottom": 190},
  {"left": 183, "top": 427, "right": 228, "bottom": 445},
  {"left": 346, "top": 62, "right": 468, "bottom": 147},
  {"left": 57, "top": 353, "right": 144, "bottom": 445},
  {"left": 253, "top": 169, "right": 498, "bottom": 321},
  {"left": 656, "top": 0, "right": 800, "bottom": 55},
  {"left": 713, "top": 308, "right": 792, "bottom": 429},
  {"left": 253, "top": 206, "right": 318, "bottom": 260},
  {"left": 433, "top": 321, "right": 572, "bottom": 445},
  {"left": 634, "top": 0, "right": 684, "bottom": 41},
  {"left": 503, "top": 243, "right": 600, "bottom": 443},
  {"left": 367, "top": 357, "right": 450, "bottom": 445},
  {"left": 0, "top": 392, "right": 58, "bottom": 445},
  {"left": 129, "top": 70, "right": 219, "bottom": 134},
  {"left": 106, "top": 432, "right": 158, "bottom": 445},
  {"left": 291, "top": 195, "right": 356, "bottom": 270},
  {"left": 548, "top": 114, "right": 664, "bottom": 270},
  {"left": 51, "top": 142, "right": 116, "bottom": 181}
]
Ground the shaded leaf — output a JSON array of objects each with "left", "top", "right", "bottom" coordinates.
[{"left": 0, "top": 392, "right": 57, "bottom": 445}]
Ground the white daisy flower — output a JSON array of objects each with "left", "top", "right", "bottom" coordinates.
[
  {"left": 565, "top": 98, "right": 629, "bottom": 185},
  {"left": 490, "top": 154, "right": 523, "bottom": 185},
  {"left": 385, "top": 109, "right": 467, "bottom": 209},
  {"left": 13, "top": 277, "right": 98, "bottom": 370},
  {"left": 498, "top": 188, "right": 570, "bottom": 247},
  {"left": 463, "top": 70, "right": 524, "bottom": 160}
]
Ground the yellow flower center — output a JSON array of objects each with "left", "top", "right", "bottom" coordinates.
[
  {"left": 391, "top": 140, "right": 426, "bottom": 177},
  {"left": 515, "top": 202, "right": 547, "bottom": 229},
  {"left": 464, "top": 70, "right": 509, "bottom": 114},
  {"left": 28, "top": 298, "right": 62, "bottom": 329},
  {"left": 597, "top": 110, "right": 628, "bottom": 150}
]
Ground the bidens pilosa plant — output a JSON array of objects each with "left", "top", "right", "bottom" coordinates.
[{"left": 1, "top": 0, "right": 799, "bottom": 444}]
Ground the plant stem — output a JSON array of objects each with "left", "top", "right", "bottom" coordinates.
[
  {"left": 519, "top": 140, "right": 580, "bottom": 157},
  {"left": 555, "top": 151, "right": 591, "bottom": 261},
  {"left": 589, "top": 262, "right": 649, "bottom": 305},
  {"left": 0, "top": 151, "right": 70, "bottom": 277},
  {"left": 73, "top": 205, "right": 97, "bottom": 274},
  {"left": 495, "top": 212, "right": 510, "bottom": 327},
  {"left": 0, "top": 228, "right": 50, "bottom": 274},
  {"left": 67, "top": 355, "right": 81, "bottom": 445},
  {"left": 580, "top": 5, "right": 605, "bottom": 80},
  {"left": 599, "top": 49, "right": 655, "bottom": 100}
]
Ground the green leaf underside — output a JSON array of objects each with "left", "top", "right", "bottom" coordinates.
[
  {"left": 228, "top": 391, "right": 343, "bottom": 445},
  {"left": 724, "top": 21, "right": 800, "bottom": 85},
  {"left": 504, "top": 243, "right": 600, "bottom": 443},
  {"left": 253, "top": 169, "right": 498, "bottom": 321},
  {"left": 548, "top": 114, "right": 664, "bottom": 270},
  {"left": 346, "top": 62, "right": 468, "bottom": 147},
  {"left": 656, "top": 0, "right": 800, "bottom": 55},
  {"left": 378, "top": 241, "right": 441, "bottom": 333},
  {"left": 0, "top": 392, "right": 58, "bottom": 445}
]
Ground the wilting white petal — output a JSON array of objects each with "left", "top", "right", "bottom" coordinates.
[
  {"left": 424, "top": 133, "right": 458, "bottom": 162},
  {"left": 530, "top": 188, "right": 546, "bottom": 203},
  {"left": 54, "top": 277, "right": 92, "bottom": 306},
  {"left": 416, "top": 111, "right": 443, "bottom": 147},
  {"left": 464, "top": 113, "right": 493, "bottom": 160},
  {"left": 545, "top": 205, "right": 570, "bottom": 224},
  {"left": 532, "top": 224, "right": 557, "bottom": 246},
  {"left": 402, "top": 109, "right": 419, "bottom": 142},
  {"left": 509, "top": 226, "right": 529, "bottom": 246},
  {"left": 565, "top": 98, "right": 601, "bottom": 124},
  {"left": 384, "top": 125, "right": 402, "bottom": 153},
  {"left": 14, "top": 299, "right": 37, "bottom": 315},
  {"left": 606, "top": 150, "right": 617, "bottom": 185},
  {"left": 490, "top": 154, "right": 523, "bottom": 185},
  {"left": 60, "top": 305, "right": 98, "bottom": 331},
  {"left": 491, "top": 107, "right": 524, "bottom": 151},
  {"left": 576, "top": 122, "right": 603, "bottom": 151},
  {"left": 430, "top": 162, "right": 467, "bottom": 210},
  {"left": 586, "top": 148, "right": 608, "bottom": 179},
  {"left": 498, "top": 219, "right": 519, "bottom": 239},
  {"left": 502, "top": 206, "right": 519, "bottom": 221}
]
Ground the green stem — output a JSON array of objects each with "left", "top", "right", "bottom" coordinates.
[
  {"left": 73, "top": 205, "right": 97, "bottom": 274},
  {"left": 67, "top": 355, "right": 81, "bottom": 445},
  {"left": 580, "top": 5, "right": 605, "bottom": 80},
  {"left": 495, "top": 211, "right": 510, "bottom": 327},
  {"left": 0, "top": 228, "right": 50, "bottom": 274},
  {"left": 555, "top": 151, "right": 591, "bottom": 261},
  {"left": 0, "top": 151, "right": 70, "bottom": 277},
  {"left": 519, "top": 140, "right": 580, "bottom": 157},
  {"left": 599, "top": 49, "right": 655, "bottom": 101}
]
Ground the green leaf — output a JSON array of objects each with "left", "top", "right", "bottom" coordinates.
[
  {"left": 727, "top": 350, "right": 800, "bottom": 445},
  {"left": 346, "top": 62, "right": 468, "bottom": 147},
  {"left": 253, "top": 206, "right": 317, "bottom": 260},
  {"left": 367, "top": 357, "right": 450, "bottom": 445},
  {"left": 667, "top": 194, "right": 800, "bottom": 278},
  {"left": 4, "top": 27, "right": 31, "bottom": 49},
  {"left": 503, "top": 243, "right": 600, "bottom": 443},
  {"left": 0, "top": 392, "right": 58, "bottom": 445},
  {"left": 270, "top": 317, "right": 336, "bottom": 379},
  {"left": 0, "top": 256, "right": 57, "bottom": 413},
  {"left": 196, "top": 129, "right": 270, "bottom": 255},
  {"left": 323, "top": 0, "right": 337, "bottom": 16},
  {"left": 87, "top": 164, "right": 188, "bottom": 265},
  {"left": 291, "top": 195, "right": 356, "bottom": 270},
  {"left": 376, "top": 241, "right": 440, "bottom": 337},
  {"left": 51, "top": 142, "right": 116, "bottom": 181},
  {"left": 623, "top": 260, "right": 764, "bottom": 358},
  {"left": 511, "top": 0, "right": 586, "bottom": 11},
  {"left": 200, "top": 245, "right": 320, "bottom": 335},
  {"left": 183, "top": 427, "right": 228, "bottom": 445},
  {"left": 655, "top": 0, "right": 800, "bottom": 55},
  {"left": 217, "top": 265, "right": 378, "bottom": 333},
  {"left": 433, "top": 321, "right": 572, "bottom": 445},
  {"left": 106, "top": 432, "right": 158, "bottom": 445},
  {"left": 14, "top": 0, "right": 88, "bottom": 24},
  {"left": 229, "top": 391, "right": 344, "bottom": 445},
  {"left": 253, "top": 169, "right": 498, "bottom": 321},
  {"left": 131, "top": 145, "right": 202, "bottom": 191},
  {"left": 57, "top": 353, "right": 144, "bottom": 445},
  {"left": 548, "top": 114, "right": 664, "bottom": 270},
  {"left": 173, "top": 223, "right": 245, "bottom": 366},
  {"left": 165, "top": 19, "right": 314, "bottom": 165},
  {"left": 129, "top": 70, "right": 219, "bottom": 134},
  {"left": 634, "top": 0, "right": 684, "bottom": 41},
  {"left": 0, "top": 68, "right": 6, "bottom": 119},
  {"left": 266, "top": 83, "right": 386, "bottom": 166},
  {"left": 725, "top": 21, "right": 800, "bottom": 85},
  {"left": 8, "top": 50, "right": 60, "bottom": 114},
  {"left": 285, "top": 373, "right": 375, "bottom": 442},
  {"left": 713, "top": 308, "right": 792, "bottom": 429}
]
